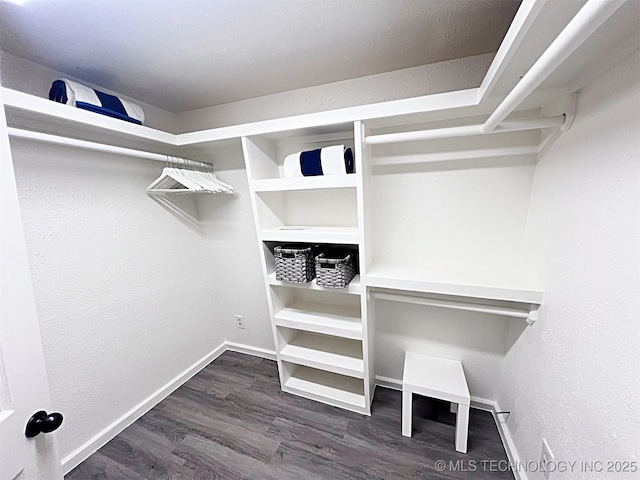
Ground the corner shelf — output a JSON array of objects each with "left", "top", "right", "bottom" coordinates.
[
  {"left": 274, "top": 300, "right": 362, "bottom": 340},
  {"left": 279, "top": 330, "right": 364, "bottom": 379}
]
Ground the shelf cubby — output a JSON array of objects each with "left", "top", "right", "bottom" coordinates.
[
  {"left": 271, "top": 286, "right": 362, "bottom": 339},
  {"left": 255, "top": 188, "right": 358, "bottom": 230},
  {"left": 242, "top": 126, "right": 355, "bottom": 181},
  {"left": 281, "top": 362, "right": 366, "bottom": 412},
  {"left": 277, "top": 328, "right": 364, "bottom": 379}
]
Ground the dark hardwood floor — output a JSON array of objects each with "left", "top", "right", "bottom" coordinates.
[{"left": 66, "top": 351, "right": 513, "bottom": 479}]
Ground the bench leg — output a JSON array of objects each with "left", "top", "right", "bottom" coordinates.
[
  {"left": 402, "top": 390, "right": 412, "bottom": 437},
  {"left": 455, "top": 403, "right": 469, "bottom": 453}
]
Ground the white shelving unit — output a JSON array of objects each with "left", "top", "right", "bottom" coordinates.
[{"left": 241, "top": 124, "right": 374, "bottom": 415}]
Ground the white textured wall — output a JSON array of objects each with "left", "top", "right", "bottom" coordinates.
[
  {"left": 369, "top": 126, "right": 539, "bottom": 399},
  {"left": 177, "top": 53, "right": 494, "bottom": 132},
  {"left": 0, "top": 51, "right": 179, "bottom": 133},
  {"left": 497, "top": 52, "right": 640, "bottom": 478},
  {"left": 196, "top": 164, "right": 273, "bottom": 350},
  {"left": 10, "top": 140, "right": 229, "bottom": 462}
]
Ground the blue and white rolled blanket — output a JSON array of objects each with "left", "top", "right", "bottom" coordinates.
[
  {"left": 283, "top": 145, "right": 354, "bottom": 177},
  {"left": 49, "top": 79, "right": 145, "bottom": 125}
]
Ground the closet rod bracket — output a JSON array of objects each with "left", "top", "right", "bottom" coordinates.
[{"left": 526, "top": 305, "right": 540, "bottom": 325}]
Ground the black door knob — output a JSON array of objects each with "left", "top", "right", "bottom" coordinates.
[{"left": 25, "top": 410, "right": 63, "bottom": 438}]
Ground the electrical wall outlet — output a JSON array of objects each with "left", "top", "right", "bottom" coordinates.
[
  {"left": 235, "top": 315, "right": 245, "bottom": 329},
  {"left": 541, "top": 438, "right": 555, "bottom": 480}
]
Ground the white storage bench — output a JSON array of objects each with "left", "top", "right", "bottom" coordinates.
[{"left": 402, "top": 352, "right": 471, "bottom": 453}]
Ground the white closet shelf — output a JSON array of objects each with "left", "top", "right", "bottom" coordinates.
[
  {"left": 283, "top": 365, "right": 366, "bottom": 412},
  {"left": 365, "top": 262, "right": 543, "bottom": 305},
  {"left": 251, "top": 174, "right": 359, "bottom": 192},
  {"left": 260, "top": 226, "right": 359, "bottom": 244},
  {"left": 267, "top": 272, "right": 361, "bottom": 294},
  {"left": 279, "top": 331, "right": 364, "bottom": 379},
  {"left": 274, "top": 300, "right": 362, "bottom": 340},
  {"left": 2, "top": 88, "right": 176, "bottom": 148}
]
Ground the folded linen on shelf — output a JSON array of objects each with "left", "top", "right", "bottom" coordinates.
[
  {"left": 49, "top": 79, "right": 145, "bottom": 125},
  {"left": 283, "top": 145, "right": 354, "bottom": 177}
]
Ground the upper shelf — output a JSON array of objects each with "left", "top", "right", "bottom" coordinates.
[
  {"left": 260, "top": 226, "right": 359, "bottom": 244},
  {"left": 2, "top": 88, "right": 178, "bottom": 153},
  {"left": 365, "top": 262, "right": 543, "bottom": 305}
]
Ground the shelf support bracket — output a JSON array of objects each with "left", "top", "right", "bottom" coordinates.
[
  {"left": 560, "top": 92, "right": 579, "bottom": 133},
  {"left": 526, "top": 305, "right": 540, "bottom": 325}
]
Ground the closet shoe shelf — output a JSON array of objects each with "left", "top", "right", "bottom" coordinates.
[
  {"left": 274, "top": 300, "right": 362, "bottom": 340},
  {"left": 279, "top": 331, "right": 365, "bottom": 379},
  {"left": 283, "top": 365, "right": 366, "bottom": 412}
]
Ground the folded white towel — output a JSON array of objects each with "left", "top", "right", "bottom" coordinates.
[
  {"left": 283, "top": 145, "right": 354, "bottom": 178},
  {"left": 320, "top": 145, "right": 347, "bottom": 175},
  {"left": 50, "top": 79, "right": 145, "bottom": 124}
]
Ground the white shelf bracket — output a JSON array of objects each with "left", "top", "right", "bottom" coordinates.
[
  {"left": 560, "top": 92, "right": 579, "bottom": 133},
  {"left": 526, "top": 305, "right": 540, "bottom": 325},
  {"left": 361, "top": 122, "right": 367, "bottom": 150}
]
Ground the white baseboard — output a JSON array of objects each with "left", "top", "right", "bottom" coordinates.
[
  {"left": 61, "top": 340, "right": 278, "bottom": 474},
  {"left": 61, "top": 341, "right": 228, "bottom": 474},
  {"left": 63, "top": 346, "right": 524, "bottom": 480},
  {"left": 374, "top": 375, "right": 524, "bottom": 479},
  {"left": 225, "top": 341, "right": 276, "bottom": 361}
]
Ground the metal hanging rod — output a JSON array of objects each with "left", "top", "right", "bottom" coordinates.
[
  {"left": 7, "top": 127, "right": 214, "bottom": 170},
  {"left": 365, "top": 115, "right": 565, "bottom": 145},
  {"left": 365, "top": 0, "right": 625, "bottom": 146},
  {"left": 370, "top": 290, "right": 539, "bottom": 324}
]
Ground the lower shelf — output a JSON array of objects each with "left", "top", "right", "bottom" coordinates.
[
  {"left": 282, "top": 363, "right": 367, "bottom": 413},
  {"left": 279, "top": 330, "right": 364, "bottom": 379}
]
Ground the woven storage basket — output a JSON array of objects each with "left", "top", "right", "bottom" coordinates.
[
  {"left": 315, "top": 253, "right": 356, "bottom": 288},
  {"left": 274, "top": 246, "right": 315, "bottom": 283}
]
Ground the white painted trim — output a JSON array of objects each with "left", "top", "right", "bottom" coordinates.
[
  {"left": 492, "top": 404, "right": 527, "bottom": 480},
  {"left": 478, "top": 0, "right": 546, "bottom": 101},
  {"left": 61, "top": 341, "right": 227, "bottom": 474},
  {"left": 225, "top": 342, "right": 277, "bottom": 361},
  {"left": 375, "top": 375, "right": 402, "bottom": 391}
]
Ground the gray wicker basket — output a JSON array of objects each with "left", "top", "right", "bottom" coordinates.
[
  {"left": 274, "top": 246, "right": 315, "bottom": 283},
  {"left": 315, "top": 253, "right": 356, "bottom": 288}
]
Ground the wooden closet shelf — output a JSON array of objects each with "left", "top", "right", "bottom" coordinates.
[
  {"left": 366, "top": 262, "right": 543, "bottom": 305},
  {"left": 267, "top": 273, "right": 361, "bottom": 294},
  {"left": 274, "top": 300, "right": 362, "bottom": 340},
  {"left": 283, "top": 365, "right": 366, "bottom": 412},
  {"left": 279, "top": 331, "right": 364, "bottom": 379},
  {"left": 252, "top": 175, "right": 359, "bottom": 192},
  {"left": 260, "top": 226, "right": 359, "bottom": 244}
]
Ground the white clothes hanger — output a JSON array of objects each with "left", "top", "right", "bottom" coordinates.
[{"left": 146, "top": 158, "right": 235, "bottom": 195}]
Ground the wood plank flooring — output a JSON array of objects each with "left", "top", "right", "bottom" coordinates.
[{"left": 66, "top": 352, "right": 513, "bottom": 479}]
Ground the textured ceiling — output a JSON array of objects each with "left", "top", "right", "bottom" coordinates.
[{"left": 0, "top": 0, "right": 520, "bottom": 113}]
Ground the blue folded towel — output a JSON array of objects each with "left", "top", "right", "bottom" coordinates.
[
  {"left": 284, "top": 145, "right": 355, "bottom": 177},
  {"left": 49, "top": 79, "right": 145, "bottom": 125}
]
